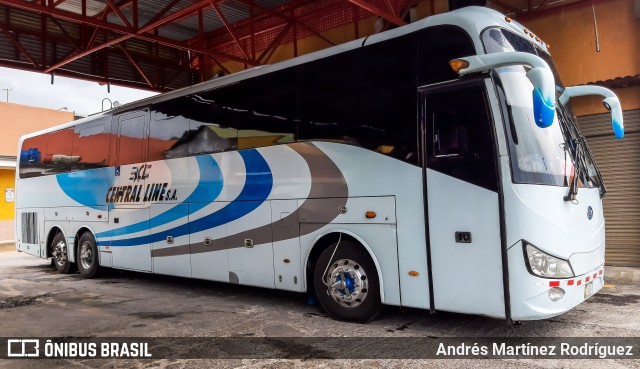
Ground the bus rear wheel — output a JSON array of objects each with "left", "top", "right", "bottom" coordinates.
[
  {"left": 313, "top": 240, "right": 382, "bottom": 323},
  {"left": 51, "top": 232, "right": 73, "bottom": 274},
  {"left": 77, "top": 232, "right": 100, "bottom": 279}
]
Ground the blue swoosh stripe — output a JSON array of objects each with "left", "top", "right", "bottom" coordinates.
[
  {"left": 95, "top": 155, "right": 223, "bottom": 238},
  {"left": 106, "top": 149, "right": 273, "bottom": 247},
  {"left": 57, "top": 168, "right": 115, "bottom": 210}
]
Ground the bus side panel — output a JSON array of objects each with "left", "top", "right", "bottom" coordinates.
[
  {"left": 109, "top": 207, "right": 152, "bottom": 272},
  {"left": 272, "top": 199, "right": 303, "bottom": 292},
  {"left": 151, "top": 203, "right": 191, "bottom": 278},
  {"left": 311, "top": 142, "right": 429, "bottom": 309},
  {"left": 300, "top": 221, "right": 400, "bottom": 306},
  {"left": 427, "top": 170, "right": 505, "bottom": 318},
  {"left": 227, "top": 200, "right": 275, "bottom": 289}
]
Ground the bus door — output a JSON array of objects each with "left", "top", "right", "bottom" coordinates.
[
  {"left": 419, "top": 79, "right": 505, "bottom": 318},
  {"left": 108, "top": 110, "right": 152, "bottom": 272}
]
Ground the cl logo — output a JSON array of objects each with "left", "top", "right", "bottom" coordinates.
[{"left": 587, "top": 206, "right": 594, "bottom": 220}]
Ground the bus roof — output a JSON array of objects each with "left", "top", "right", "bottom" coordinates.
[{"left": 18, "top": 6, "right": 540, "bottom": 146}]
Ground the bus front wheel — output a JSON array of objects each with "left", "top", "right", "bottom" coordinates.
[
  {"left": 77, "top": 232, "right": 100, "bottom": 279},
  {"left": 313, "top": 241, "right": 382, "bottom": 323},
  {"left": 51, "top": 232, "right": 74, "bottom": 274}
]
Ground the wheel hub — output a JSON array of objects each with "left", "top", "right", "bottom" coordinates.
[
  {"left": 52, "top": 241, "right": 67, "bottom": 265},
  {"left": 79, "top": 241, "right": 93, "bottom": 270},
  {"left": 325, "top": 258, "right": 369, "bottom": 308}
]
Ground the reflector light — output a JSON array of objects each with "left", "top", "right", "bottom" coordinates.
[
  {"left": 365, "top": 211, "right": 377, "bottom": 219},
  {"left": 408, "top": 271, "right": 419, "bottom": 277}
]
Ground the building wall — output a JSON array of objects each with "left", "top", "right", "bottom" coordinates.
[
  {"left": 0, "top": 169, "right": 15, "bottom": 241},
  {"left": 520, "top": 0, "right": 640, "bottom": 116},
  {"left": 0, "top": 102, "right": 74, "bottom": 241},
  {"left": 0, "top": 102, "right": 74, "bottom": 156}
]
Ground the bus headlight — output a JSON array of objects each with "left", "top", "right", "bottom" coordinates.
[{"left": 524, "top": 243, "right": 574, "bottom": 278}]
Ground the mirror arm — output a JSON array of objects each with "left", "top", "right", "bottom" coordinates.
[{"left": 559, "top": 85, "right": 624, "bottom": 139}]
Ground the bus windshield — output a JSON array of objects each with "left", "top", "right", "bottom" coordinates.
[{"left": 482, "top": 27, "right": 602, "bottom": 189}]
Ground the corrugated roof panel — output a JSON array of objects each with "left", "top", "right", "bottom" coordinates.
[{"left": 57, "top": 0, "right": 103, "bottom": 17}]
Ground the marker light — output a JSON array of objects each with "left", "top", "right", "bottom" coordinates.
[
  {"left": 449, "top": 59, "right": 469, "bottom": 73},
  {"left": 408, "top": 271, "right": 420, "bottom": 277},
  {"left": 365, "top": 211, "right": 377, "bottom": 219},
  {"left": 505, "top": 17, "right": 512, "bottom": 22}
]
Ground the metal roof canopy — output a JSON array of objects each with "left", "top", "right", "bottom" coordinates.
[{"left": 0, "top": 0, "right": 596, "bottom": 92}]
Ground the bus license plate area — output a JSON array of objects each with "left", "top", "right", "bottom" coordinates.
[{"left": 584, "top": 282, "right": 594, "bottom": 300}]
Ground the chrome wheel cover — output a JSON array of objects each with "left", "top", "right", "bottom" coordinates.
[
  {"left": 52, "top": 240, "right": 67, "bottom": 266},
  {"left": 325, "top": 258, "right": 369, "bottom": 308},
  {"left": 79, "top": 241, "right": 93, "bottom": 270}
]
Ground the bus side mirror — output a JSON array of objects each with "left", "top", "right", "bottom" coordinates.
[
  {"left": 559, "top": 85, "right": 624, "bottom": 139},
  {"left": 450, "top": 52, "right": 556, "bottom": 129}
]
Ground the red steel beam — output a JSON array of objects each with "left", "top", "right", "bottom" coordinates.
[
  {"left": 182, "top": 0, "right": 351, "bottom": 62},
  {"left": 0, "top": 59, "right": 165, "bottom": 91},
  {"left": 106, "top": 0, "right": 133, "bottom": 29},
  {"left": 0, "top": 25, "right": 40, "bottom": 67},
  {"left": 52, "top": 0, "right": 68, "bottom": 7},
  {"left": 234, "top": 0, "right": 336, "bottom": 46},
  {"left": 346, "top": 0, "right": 406, "bottom": 27},
  {"left": 49, "top": 16, "right": 80, "bottom": 50},
  {"left": 210, "top": 1, "right": 251, "bottom": 61},
  {"left": 257, "top": 22, "right": 291, "bottom": 64},
  {"left": 0, "top": 0, "right": 255, "bottom": 71},
  {"left": 118, "top": 43, "right": 153, "bottom": 87}
]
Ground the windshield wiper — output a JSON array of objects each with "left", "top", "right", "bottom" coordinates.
[{"left": 563, "top": 136, "right": 584, "bottom": 202}]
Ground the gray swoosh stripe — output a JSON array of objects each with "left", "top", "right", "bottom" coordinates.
[{"left": 151, "top": 142, "right": 348, "bottom": 258}]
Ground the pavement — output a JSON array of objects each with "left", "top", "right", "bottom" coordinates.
[{"left": 0, "top": 248, "right": 639, "bottom": 369}]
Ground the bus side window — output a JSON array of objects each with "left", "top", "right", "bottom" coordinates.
[
  {"left": 45, "top": 128, "right": 74, "bottom": 175},
  {"left": 299, "top": 36, "right": 418, "bottom": 165},
  {"left": 236, "top": 70, "right": 297, "bottom": 150},
  {"left": 71, "top": 121, "right": 109, "bottom": 171},
  {"left": 117, "top": 114, "right": 147, "bottom": 165},
  {"left": 186, "top": 90, "right": 237, "bottom": 156},
  {"left": 150, "top": 100, "right": 191, "bottom": 161},
  {"left": 423, "top": 85, "right": 497, "bottom": 191},
  {"left": 432, "top": 110, "right": 462, "bottom": 158},
  {"left": 19, "top": 135, "right": 48, "bottom": 178}
]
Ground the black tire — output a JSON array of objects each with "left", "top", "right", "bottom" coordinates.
[
  {"left": 313, "top": 240, "right": 382, "bottom": 323},
  {"left": 77, "top": 232, "right": 101, "bottom": 279},
  {"left": 51, "top": 232, "right": 74, "bottom": 274}
]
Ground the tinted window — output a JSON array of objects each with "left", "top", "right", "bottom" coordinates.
[
  {"left": 19, "top": 135, "right": 48, "bottom": 178},
  {"left": 299, "top": 35, "right": 418, "bottom": 164},
  {"left": 150, "top": 98, "right": 191, "bottom": 161},
  {"left": 117, "top": 113, "right": 147, "bottom": 165},
  {"left": 417, "top": 25, "right": 476, "bottom": 85},
  {"left": 236, "top": 71, "right": 297, "bottom": 149},
  {"left": 45, "top": 128, "right": 74, "bottom": 175},
  {"left": 187, "top": 92, "right": 237, "bottom": 155},
  {"left": 71, "top": 119, "right": 110, "bottom": 171},
  {"left": 422, "top": 82, "right": 497, "bottom": 191}
]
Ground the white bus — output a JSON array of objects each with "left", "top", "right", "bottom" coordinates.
[{"left": 16, "top": 6, "right": 624, "bottom": 323}]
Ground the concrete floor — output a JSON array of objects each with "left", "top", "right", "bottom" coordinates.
[{"left": 0, "top": 248, "right": 639, "bottom": 369}]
